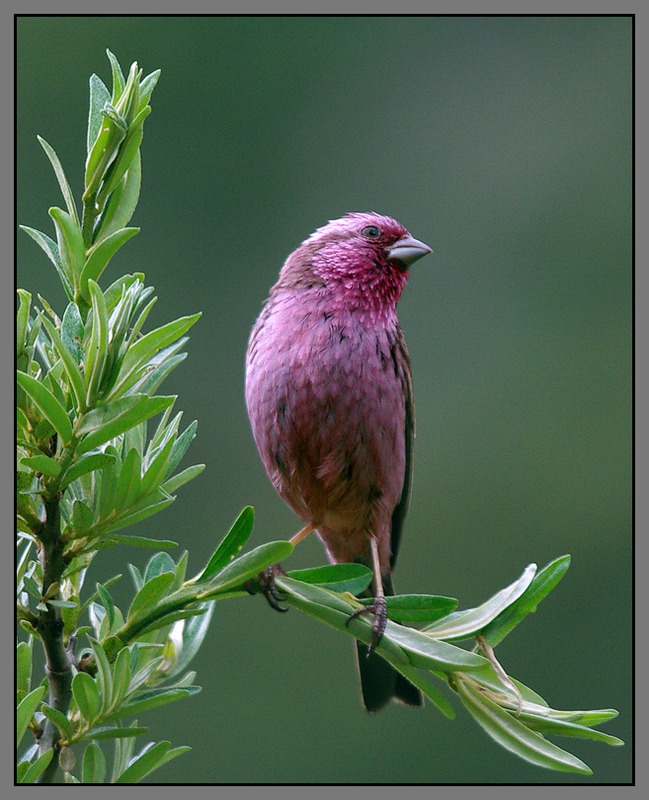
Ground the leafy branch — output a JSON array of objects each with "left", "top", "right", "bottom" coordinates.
[{"left": 16, "top": 50, "right": 622, "bottom": 784}]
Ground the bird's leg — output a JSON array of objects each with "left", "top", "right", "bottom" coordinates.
[
  {"left": 346, "top": 535, "right": 388, "bottom": 652},
  {"left": 290, "top": 522, "right": 317, "bottom": 545},
  {"left": 247, "top": 522, "right": 317, "bottom": 612}
]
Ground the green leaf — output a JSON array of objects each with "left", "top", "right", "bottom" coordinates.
[
  {"left": 127, "top": 572, "right": 175, "bottom": 622},
  {"left": 98, "top": 490, "right": 176, "bottom": 536},
  {"left": 61, "top": 451, "right": 115, "bottom": 489},
  {"left": 96, "top": 151, "right": 142, "bottom": 241},
  {"left": 20, "top": 748, "right": 54, "bottom": 784},
  {"left": 143, "top": 551, "right": 177, "bottom": 581},
  {"left": 70, "top": 499, "right": 95, "bottom": 534},
  {"left": 390, "top": 662, "right": 456, "bottom": 719},
  {"left": 20, "top": 454, "right": 61, "bottom": 478},
  {"left": 518, "top": 713, "right": 624, "bottom": 746},
  {"left": 17, "top": 640, "right": 32, "bottom": 696},
  {"left": 37, "top": 136, "right": 79, "bottom": 224},
  {"left": 96, "top": 582, "right": 116, "bottom": 631},
  {"left": 455, "top": 674, "right": 592, "bottom": 774},
  {"left": 113, "top": 447, "right": 142, "bottom": 513},
  {"left": 106, "top": 50, "right": 126, "bottom": 103},
  {"left": 16, "top": 370, "right": 73, "bottom": 445},
  {"left": 90, "top": 639, "right": 113, "bottom": 715},
  {"left": 201, "top": 540, "right": 294, "bottom": 596},
  {"left": 16, "top": 685, "right": 46, "bottom": 748},
  {"left": 82, "top": 741, "right": 107, "bottom": 784},
  {"left": 136, "top": 608, "right": 208, "bottom": 637},
  {"left": 482, "top": 555, "right": 571, "bottom": 647},
  {"left": 161, "top": 464, "right": 205, "bottom": 495},
  {"left": 110, "top": 647, "right": 133, "bottom": 712},
  {"left": 49, "top": 206, "right": 84, "bottom": 292},
  {"left": 165, "top": 419, "right": 198, "bottom": 477},
  {"left": 107, "top": 686, "right": 200, "bottom": 721},
  {"left": 109, "top": 313, "right": 201, "bottom": 398},
  {"left": 87, "top": 725, "right": 148, "bottom": 740},
  {"left": 87, "top": 73, "right": 111, "bottom": 153},
  {"left": 61, "top": 301, "right": 84, "bottom": 361},
  {"left": 287, "top": 563, "right": 373, "bottom": 595},
  {"left": 100, "top": 112, "right": 148, "bottom": 200},
  {"left": 115, "top": 741, "right": 191, "bottom": 784},
  {"left": 138, "top": 68, "right": 161, "bottom": 109},
  {"left": 20, "top": 226, "right": 74, "bottom": 301},
  {"left": 164, "top": 602, "right": 215, "bottom": 679},
  {"left": 197, "top": 506, "right": 255, "bottom": 582},
  {"left": 140, "top": 437, "right": 174, "bottom": 498},
  {"left": 16, "top": 289, "right": 31, "bottom": 358},
  {"left": 424, "top": 563, "right": 537, "bottom": 641},
  {"left": 98, "top": 531, "right": 178, "bottom": 549},
  {"left": 76, "top": 395, "right": 176, "bottom": 456},
  {"left": 40, "top": 315, "right": 86, "bottom": 413},
  {"left": 277, "top": 576, "right": 485, "bottom": 672},
  {"left": 380, "top": 593, "right": 459, "bottom": 623},
  {"left": 79, "top": 227, "right": 140, "bottom": 302},
  {"left": 276, "top": 576, "right": 410, "bottom": 666},
  {"left": 41, "top": 703, "right": 74, "bottom": 740},
  {"left": 84, "top": 280, "right": 109, "bottom": 404},
  {"left": 72, "top": 672, "right": 100, "bottom": 724}
]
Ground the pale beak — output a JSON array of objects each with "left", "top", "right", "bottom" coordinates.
[{"left": 386, "top": 235, "right": 432, "bottom": 267}]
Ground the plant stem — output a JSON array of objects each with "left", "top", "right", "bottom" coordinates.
[{"left": 35, "top": 498, "right": 73, "bottom": 784}]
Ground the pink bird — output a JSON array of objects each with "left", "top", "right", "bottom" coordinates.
[{"left": 245, "top": 212, "right": 431, "bottom": 711}]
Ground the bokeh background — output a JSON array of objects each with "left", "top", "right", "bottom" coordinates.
[{"left": 16, "top": 16, "right": 632, "bottom": 784}]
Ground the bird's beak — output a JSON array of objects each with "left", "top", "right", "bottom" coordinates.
[{"left": 386, "top": 235, "right": 432, "bottom": 267}]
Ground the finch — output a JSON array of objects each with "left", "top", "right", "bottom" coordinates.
[{"left": 245, "top": 212, "right": 431, "bottom": 711}]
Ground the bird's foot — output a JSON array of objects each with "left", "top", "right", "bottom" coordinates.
[
  {"left": 245, "top": 564, "right": 289, "bottom": 612},
  {"left": 346, "top": 595, "right": 388, "bottom": 653}
]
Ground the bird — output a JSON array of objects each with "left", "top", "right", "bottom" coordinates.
[{"left": 245, "top": 211, "right": 431, "bottom": 711}]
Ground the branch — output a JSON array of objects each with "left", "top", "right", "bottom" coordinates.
[{"left": 35, "top": 498, "right": 73, "bottom": 784}]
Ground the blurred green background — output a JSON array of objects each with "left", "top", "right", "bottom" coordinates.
[{"left": 17, "top": 16, "right": 632, "bottom": 784}]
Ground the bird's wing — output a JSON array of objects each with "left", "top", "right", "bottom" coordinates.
[{"left": 388, "top": 332, "right": 414, "bottom": 572}]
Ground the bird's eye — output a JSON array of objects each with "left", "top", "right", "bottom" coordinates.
[{"left": 361, "top": 225, "right": 381, "bottom": 239}]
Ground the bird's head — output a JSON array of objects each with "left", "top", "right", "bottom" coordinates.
[{"left": 275, "top": 212, "right": 432, "bottom": 315}]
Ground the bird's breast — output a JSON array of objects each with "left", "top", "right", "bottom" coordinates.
[{"left": 245, "top": 296, "right": 408, "bottom": 530}]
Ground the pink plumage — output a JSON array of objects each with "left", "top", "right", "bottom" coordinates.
[{"left": 245, "top": 212, "right": 431, "bottom": 710}]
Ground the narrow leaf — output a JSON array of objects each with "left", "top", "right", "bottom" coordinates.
[
  {"left": 49, "top": 206, "right": 84, "bottom": 290},
  {"left": 37, "top": 136, "right": 79, "bottom": 224},
  {"left": 127, "top": 572, "right": 175, "bottom": 622},
  {"left": 76, "top": 395, "right": 175, "bottom": 456},
  {"left": 116, "top": 741, "right": 191, "bottom": 784},
  {"left": 16, "top": 685, "right": 46, "bottom": 748},
  {"left": 20, "top": 748, "right": 54, "bottom": 784},
  {"left": 20, "top": 226, "right": 74, "bottom": 300},
  {"left": 79, "top": 227, "right": 140, "bottom": 301},
  {"left": 72, "top": 672, "right": 100, "bottom": 724},
  {"left": 41, "top": 703, "right": 73, "bottom": 740},
  {"left": 424, "top": 564, "right": 537, "bottom": 641},
  {"left": 287, "top": 563, "right": 373, "bottom": 595},
  {"left": 40, "top": 316, "right": 86, "bottom": 413},
  {"left": 202, "top": 540, "right": 294, "bottom": 595},
  {"left": 20, "top": 455, "right": 61, "bottom": 478},
  {"left": 483, "top": 555, "right": 572, "bottom": 647},
  {"left": 87, "top": 73, "right": 111, "bottom": 153},
  {"left": 107, "top": 686, "right": 200, "bottom": 720},
  {"left": 86, "top": 725, "right": 148, "bottom": 740},
  {"left": 16, "top": 370, "right": 73, "bottom": 444},
  {"left": 82, "top": 741, "right": 107, "bottom": 784},
  {"left": 161, "top": 464, "right": 205, "bottom": 495},
  {"left": 456, "top": 675, "right": 592, "bottom": 774},
  {"left": 197, "top": 506, "right": 255, "bottom": 582},
  {"left": 60, "top": 451, "right": 114, "bottom": 489}
]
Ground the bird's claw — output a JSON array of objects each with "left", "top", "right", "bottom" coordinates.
[
  {"left": 346, "top": 595, "right": 388, "bottom": 653},
  {"left": 245, "top": 564, "right": 289, "bottom": 612}
]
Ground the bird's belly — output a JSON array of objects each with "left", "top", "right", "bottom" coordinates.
[{"left": 247, "top": 320, "right": 406, "bottom": 540}]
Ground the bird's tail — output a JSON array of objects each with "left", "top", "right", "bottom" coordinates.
[{"left": 354, "top": 573, "right": 423, "bottom": 712}]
